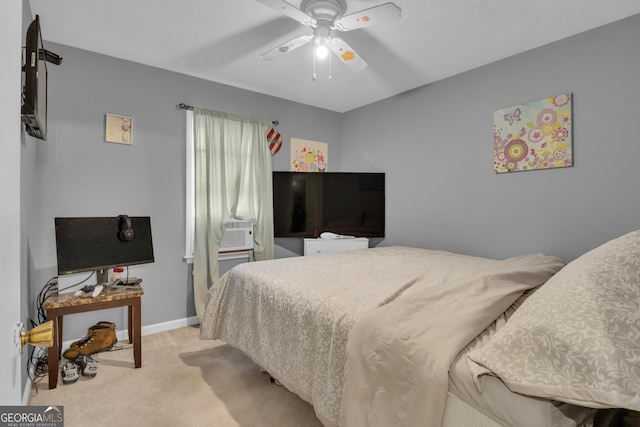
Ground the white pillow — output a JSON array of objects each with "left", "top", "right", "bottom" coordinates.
[{"left": 467, "top": 230, "right": 640, "bottom": 411}]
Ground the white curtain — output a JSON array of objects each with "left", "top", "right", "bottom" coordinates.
[{"left": 192, "top": 107, "right": 274, "bottom": 320}]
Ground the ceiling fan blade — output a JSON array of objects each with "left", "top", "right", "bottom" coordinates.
[
  {"left": 260, "top": 34, "right": 314, "bottom": 60},
  {"left": 328, "top": 38, "right": 367, "bottom": 71},
  {"left": 334, "top": 2, "right": 401, "bottom": 31},
  {"left": 256, "top": 0, "right": 317, "bottom": 27}
]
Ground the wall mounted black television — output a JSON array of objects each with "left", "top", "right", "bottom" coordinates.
[
  {"left": 273, "top": 172, "right": 385, "bottom": 238},
  {"left": 55, "top": 216, "right": 155, "bottom": 284},
  {"left": 21, "top": 15, "right": 47, "bottom": 140}
]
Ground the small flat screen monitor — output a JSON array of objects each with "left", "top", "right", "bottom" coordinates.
[{"left": 55, "top": 216, "right": 154, "bottom": 283}]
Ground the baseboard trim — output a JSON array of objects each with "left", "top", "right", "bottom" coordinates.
[
  {"left": 141, "top": 316, "right": 200, "bottom": 337},
  {"left": 23, "top": 315, "right": 200, "bottom": 405}
]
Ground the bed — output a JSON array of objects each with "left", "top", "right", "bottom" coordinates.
[{"left": 199, "top": 230, "right": 640, "bottom": 427}]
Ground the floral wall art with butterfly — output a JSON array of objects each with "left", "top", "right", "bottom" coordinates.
[{"left": 493, "top": 93, "right": 572, "bottom": 173}]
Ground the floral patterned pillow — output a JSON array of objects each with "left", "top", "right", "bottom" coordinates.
[{"left": 467, "top": 230, "right": 640, "bottom": 411}]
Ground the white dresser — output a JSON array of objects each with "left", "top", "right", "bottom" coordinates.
[{"left": 303, "top": 237, "right": 369, "bottom": 256}]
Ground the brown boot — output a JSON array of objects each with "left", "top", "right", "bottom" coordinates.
[
  {"left": 68, "top": 322, "right": 115, "bottom": 348},
  {"left": 63, "top": 323, "right": 117, "bottom": 360}
]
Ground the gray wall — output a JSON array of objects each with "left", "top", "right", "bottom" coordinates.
[
  {"left": 341, "top": 14, "right": 640, "bottom": 262},
  {"left": 34, "top": 42, "right": 341, "bottom": 338}
]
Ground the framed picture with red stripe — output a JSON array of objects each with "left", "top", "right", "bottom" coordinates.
[{"left": 266, "top": 127, "right": 282, "bottom": 155}]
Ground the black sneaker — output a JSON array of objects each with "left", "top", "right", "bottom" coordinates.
[
  {"left": 61, "top": 362, "right": 79, "bottom": 384},
  {"left": 76, "top": 355, "right": 99, "bottom": 377}
]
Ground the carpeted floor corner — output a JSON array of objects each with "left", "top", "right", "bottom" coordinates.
[{"left": 29, "top": 325, "right": 323, "bottom": 427}]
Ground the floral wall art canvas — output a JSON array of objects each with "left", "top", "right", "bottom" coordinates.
[{"left": 494, "top": 93, "right": 572, "bottom": 173}]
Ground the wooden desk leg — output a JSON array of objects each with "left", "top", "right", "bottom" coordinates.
[
  {"left": 47, "top": 309, "right": 61, "bottom": 389},
  {"left": 128, "top": 304, "right": 133, "bottom": 344},
  {"left": 132, "top": 297, "right": 142, "bottom": 368},
  {"left": 57, "top": 316, "right": 64, "bottom": 353}
]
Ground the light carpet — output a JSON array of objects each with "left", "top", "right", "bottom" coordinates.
[{"left": 29, "top": 325, "right": 323, "bottom": 427}]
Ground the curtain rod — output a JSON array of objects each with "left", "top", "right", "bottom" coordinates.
[{"left": 176, "top": 103, "right": 279, "bottom": 127}]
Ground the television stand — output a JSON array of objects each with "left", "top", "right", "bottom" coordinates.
[
  {"left": 42, "top": 285, "right": 143, "bottom": 389},
  {"left": 303, "top": 237, "right": 369, "bottom": 256}
]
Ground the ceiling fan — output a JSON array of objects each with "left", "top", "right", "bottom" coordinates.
[{"left": 257, "top": 0, "right": 402, "bottom": 73}]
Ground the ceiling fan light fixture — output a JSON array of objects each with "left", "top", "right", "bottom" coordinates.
[
  {"left": 315, "top": 45, "right": 329, "bottom": 59},
  {"left": 315, "top": 38, "right": 330, "bottom": 59},
  {"left": 314, "top": 20, "right": 332, "bottom": 60}
]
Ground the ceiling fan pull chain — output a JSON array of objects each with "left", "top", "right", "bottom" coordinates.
[{"left": 312, "top": 49, "right": 317, "bottom": 81}]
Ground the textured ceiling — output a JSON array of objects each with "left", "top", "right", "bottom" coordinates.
[{"left": 28, "top": 0, "right": 640, "bottom": 113}]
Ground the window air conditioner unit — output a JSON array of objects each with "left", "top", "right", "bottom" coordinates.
[{"left": 220, "top": 219, "right": 254, "bottom": 252}]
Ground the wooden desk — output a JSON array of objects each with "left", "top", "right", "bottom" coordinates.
[{"left": 42, "top": 286, "right": 143, "bottom": 389}]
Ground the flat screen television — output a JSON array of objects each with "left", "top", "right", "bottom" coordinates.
[
  {"left": 21, "top": 15, "right": 49, "bottom": 140},
  {"left": 273, "top": 172, "right": 385, "bottom": 238},
  {"left": 55, "top": 216, "right": 155, "bottom": 284}
]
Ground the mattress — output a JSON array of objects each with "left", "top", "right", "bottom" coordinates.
[{"left": 442, "top": 392, "right": 505, "bottom": 427}]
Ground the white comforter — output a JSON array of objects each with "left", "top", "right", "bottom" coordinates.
[
  {"left": 199, "top": 247, "right": 563, "bottom": 426},
  {"left": 341, "top": 252, "right": 564, "bottom": 427}
]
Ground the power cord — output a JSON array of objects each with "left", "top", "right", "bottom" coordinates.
[
  {"left": 33, "top": 272, "right": 96, "bottom": 326},
  {"left": 28, "top": 346, "right": 49, "bottom": 394},
  {"left": 29, "top": 271, "right": 98, "bottom": 388}
]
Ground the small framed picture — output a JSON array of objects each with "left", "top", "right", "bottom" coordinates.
[{"left": 105, "top": 113, "right": 133, "bottom": 145}]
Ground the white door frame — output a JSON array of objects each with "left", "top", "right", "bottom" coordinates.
[{"left": 0, "top": 1, "right": 25, "bottom": 405}]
